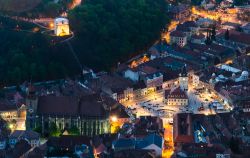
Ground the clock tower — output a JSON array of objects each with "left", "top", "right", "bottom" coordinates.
[{"left": 179, "top": 64, "right": 188, "bottom": 91}]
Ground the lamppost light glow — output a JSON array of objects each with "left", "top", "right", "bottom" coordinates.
[
  {"left": 111, "top": 116, "right": 117, "bottom": 122},
  {"left": 9, "top": 124, "right": 14, "bottom": 129}
]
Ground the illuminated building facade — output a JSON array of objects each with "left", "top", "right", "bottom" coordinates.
[
  {"left": 164, "top": 88, "right": 188, "bottom": 106},
  {"left": 26, "top": 94, "right": 111, "bottom": 137},
  {"left": 54, "top": 17, "right": 70, "bottom": 36},
  {"left": 179, "top": 65, "right": 188, "bottom": 91}
]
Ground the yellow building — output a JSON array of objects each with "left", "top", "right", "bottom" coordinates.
[{"left": 54, "top": 17, "right": 70, "bottom": 36}]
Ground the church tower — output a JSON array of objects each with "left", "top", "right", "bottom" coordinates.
[
  {"left": 179, "top": 64, "right": 188, "bottom": 91},
  {"left": 25, "top": 83, "right": 38, "bottom": 130}
]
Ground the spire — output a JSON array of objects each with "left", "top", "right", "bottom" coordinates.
[{"left": 180, "top": 64, "right": 187, "bottom": 77}]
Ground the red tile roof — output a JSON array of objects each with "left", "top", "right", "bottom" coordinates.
[
  {"left": 139, "top": 65, "right": 158, "bottom": 74},
  {"left": 37, "top": 94, "right": 109, "bottom": 117},
  {"left": 170, "top": 30, "right": 186, "bottom": 37},
  {"left": 167, "top": 87, "right": 188, "bottom": 99},
  {"left": 175, "top": 135, "right": 194, "bottom": 143},
  {"left": 191, "top": 34, "right": 205, "bottom": 39},
  {"left": 218, "top": 30, "right": 250, "bottom": 45}
]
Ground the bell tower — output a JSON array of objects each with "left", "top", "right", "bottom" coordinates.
[{"left": 179, "top": 64, "right": 188, "bottom": 91}]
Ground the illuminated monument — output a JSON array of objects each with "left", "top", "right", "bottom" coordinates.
[{"left": 54, "top": 17, "right": 70, "bottom": 36}]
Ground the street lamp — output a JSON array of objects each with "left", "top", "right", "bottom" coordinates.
[
  {"left": 111, "top": 116, "right": 117, "bottom": 122},
  {"left": 9, "top": 123, "right": 14, "bottom": 130}
]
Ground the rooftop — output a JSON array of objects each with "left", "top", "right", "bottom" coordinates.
[
  {"left": 47, "top": 135, "right": 91, "bottom": 149},
  {"left": 170, "top": 30, "right": 186, "bottom": 37},
  {"left": 166, "top": 87, "right": 188, "bottom": 99},
  {"left": 217, "top": 30, "right": 250, "bottom": 45},
  {"left": 191, "top": 33, "right": 205, "bottom": 39},
  {"left": 37, "top": 93, "right": 112, "bottom": 118},
  {"left": 9, "top": 130, "right": 40, "bottom": 140}
]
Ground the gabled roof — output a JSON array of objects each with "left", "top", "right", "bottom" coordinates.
[
  {"left": 37, "top": 96, "right": 78, "bottom": 116},
  {"left": 176, "top": 25, "right": 191, "bottom": 32},
  {"left": 182, "top": 21, "right": 198, "bottom": 28},
  {"left": 217, "top": 30, "right": 250, "bottom": 45},
  {"left": 191, "top": 34, "right": 205, "bottom": 40},
  {"left": 166, "top": 87, "right": 188, "bottom": 99},
  {"left": 100, "top": 74, "right": 133, "bottom": 93},
  {"left": 47, "top": 135, "right": 91, "bottom": 149},
  {"left": 169, "top": 4, "right": 189, "bottom": 14},
  {"left": 37, "top": 93, "right": 109, "bottom": 118},
  {"left": 175, "top": 135, "right": 194, "bottom": 143},
  {"left": 170, "top": 30, "right": 186, "bottom": 37},
  {"left": 112, "top": 138, "right": 136, "bottom": 149},
  {"left": 9, "top": 130, "right": 39, "bottom": 140},
  {"left": 0, "top": 100, "right": 17, "bottom": 112},
  {"left": 136, "top": 134, "right": 163, "bottom": 149},
  {"left": 12, "top": 140, "right": 31, "bottom": 158},
  {"left": 113, "top": 134, "right": 163, "bottom": 150}
]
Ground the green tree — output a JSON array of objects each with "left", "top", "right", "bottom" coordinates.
[
  {"left": 33, "top": 125, "right": 42, "bottom": 134},
  {"left": 68, "top": 126, "right": 80, "bottom": 135},
  {"left": 69, "top": 0, "right": 169, "bottom": 70},
  {"left": 0, "top": 117, "right": 11, "bottom": 137},
  {"left": 49, "top": 122, "right": 61, "bottom": 137}
]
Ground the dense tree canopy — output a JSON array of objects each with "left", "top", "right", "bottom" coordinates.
[
  {"left": 0, "top": 0, "right": 74, "bottom": 18},
  {"left": 69, "top": 0, "right": 169, "bottom": 70},
  {"left": 0, "top": 0, "right": 169, "bottom": 86},
  {"left": 0, "top": 16, "right": 76, "bottom": 86}
]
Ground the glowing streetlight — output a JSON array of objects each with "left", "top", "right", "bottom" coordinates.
[
  {"left": 49, "top": 23, "right": 54, "bottom": 28},
  {"left": 111, "top": 116, "right": 117, "bottom": 122},
  {"left": 9, "top": 124, "right": 14, "bottom": 129}
]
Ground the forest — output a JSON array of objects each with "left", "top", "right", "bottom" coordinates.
[{"left": 0, "top": 0, "right": 169, "bottom": 86}]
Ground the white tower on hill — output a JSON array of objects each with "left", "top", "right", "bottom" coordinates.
[{"left": 54, "top": 17, "right": 70, "bottom": 36}]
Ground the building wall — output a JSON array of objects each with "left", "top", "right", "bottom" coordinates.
[
  {"left": 124, "top": 69, "right": 139, "bottom": 82},
  {"left": 179, "top": 76, "right": 188, "bottom": 91},
  {"left": 0, "top": 111, "right": 18, "bottom": 120},
  {"left": 133, "top": 88, "right": 148, "bottom": 98},
  {"left": 146, "top": 75, "right": 163, "bottom": 89},
  {"left": 37, "top": 116, "right": 110, "bottom": 137},
  {"left": 55, "top": 24, "right": 70, "bottom": 36},
  {"left": 172, "top": 10, "right": 190, "bottom": 20},
  {"left": 192, "top": 74, "right": 200, "bottom": 87},
  {"left": 124, "top": 88, "right": 134, "bottom": 101},
  {"left": 167, "top": 98, "right": 188, "bottom": 106},
  {"left": 162, "top": 79, "right": 178, "bottom": 89},
  {"left": 216, "top": 37, "right": 250, "bottom": 50},
  {"left": 170, "top": 36, "right": 187, "bottom": 47}
]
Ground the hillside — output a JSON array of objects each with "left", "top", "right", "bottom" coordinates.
[
  {"left": 0, "top": 0, "right": 41, "bottom": 13},
  {"left": 0, "top": 0, "right": 169, "bottom": 85}
]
